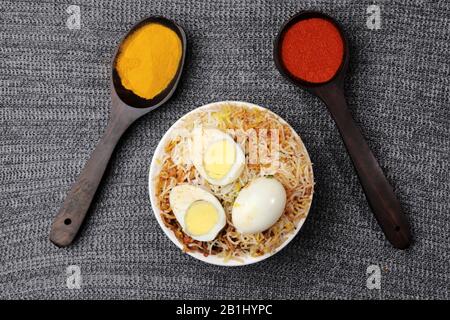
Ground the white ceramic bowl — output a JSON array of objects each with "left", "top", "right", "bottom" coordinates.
[{"left": 148, "top": 101, "right": 313, "bottom": 266}]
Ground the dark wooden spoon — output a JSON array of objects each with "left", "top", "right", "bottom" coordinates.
[
  {"left": 49, "top": 17, "right": 187, "bottom": 247},
  {"left": 274, "top": 11, "right": 411, "bottom": 249}
]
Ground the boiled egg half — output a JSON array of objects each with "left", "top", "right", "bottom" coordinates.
[
  {"left": 232, "top": 177, "right": 287, "bottom": 234},
  {"left": 190, "top": 127, "right": 245, "bottom": 186},
  {"left": 169, "top": 184, "right": 226, "bottom": 241}
]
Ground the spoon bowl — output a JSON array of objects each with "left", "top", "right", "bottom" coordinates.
[
  {"left": 50, "top": 17, "right": 186, "bottom": 247},
  {"left": 274, "top": 11, "right": 412, "bottom": 249}
]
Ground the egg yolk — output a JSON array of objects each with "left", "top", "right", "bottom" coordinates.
[
  {"left": 203, "top": 140, "right": 236, "bottom": 180},
  {"left": 185, "top": 201, "right": 219, "bottom": 236}
]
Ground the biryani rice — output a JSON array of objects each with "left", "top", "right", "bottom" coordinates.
[{"left": 154, "top": 103, "right": 314, "bottom": 261}]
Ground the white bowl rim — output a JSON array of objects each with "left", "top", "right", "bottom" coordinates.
[{"left": 148, "top": 101, "right": 314, "bottom": 266}]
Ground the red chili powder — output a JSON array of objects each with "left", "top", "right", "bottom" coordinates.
[{"left": 281, "top": 18, "right": 344, "bottom": 83}]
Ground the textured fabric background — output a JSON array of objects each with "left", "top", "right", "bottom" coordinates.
[{"left": 0, "top": 0, "right": 449, "bottom": 299}]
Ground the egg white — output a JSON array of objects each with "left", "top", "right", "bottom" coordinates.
[
  {"left": 232, "top": 177, "right": 287, "bottom": 234},
  {"left": 189, "top": 127, "right": 245, "bottom": 186},
  {"left": 169, "top": 184, "right": 226, "bottom": 241}
]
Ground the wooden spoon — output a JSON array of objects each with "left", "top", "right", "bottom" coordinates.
[
  {"left": 49, "top": 17, "right": 187, "bottom": 247},
  {"left": 274, "top": 11, "right": 411, "bottom": 249}
]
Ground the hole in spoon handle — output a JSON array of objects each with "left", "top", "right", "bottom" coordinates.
[
  {"left": 316, "top": 87, "right": 412, "bottom": 249},
  {"left": 50, "top": 177, "right": 99, "bottom": 247}
]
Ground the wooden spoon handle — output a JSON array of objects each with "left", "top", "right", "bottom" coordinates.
[
  {"left": 49, "top": 115, "right": 131, "bottom": 247},
  {"left": 316, "top": 86, "right": 411, "bottom": 249}
]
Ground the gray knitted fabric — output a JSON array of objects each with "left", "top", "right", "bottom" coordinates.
[{"left": 0, "top": 0, "right": 449, "bottom": 299}]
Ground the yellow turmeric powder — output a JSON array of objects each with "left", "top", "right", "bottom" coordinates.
[{"left": 116, "top": 23, "right": 182, "bottom": 100}]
